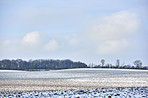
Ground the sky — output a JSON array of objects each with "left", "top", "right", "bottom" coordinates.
[{"left": 0, "top": 0, "right": 148, "bottom": 66}]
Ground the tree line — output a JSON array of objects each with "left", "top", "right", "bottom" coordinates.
[
  {"left": 0, "top": 59, "right": 147, "bottom": 70},
  {"left": 88, "top": 59, "right": 148, "bottom": 70},
  {"left": 0, "top": 59, "right": 87, "bottom": 70}
]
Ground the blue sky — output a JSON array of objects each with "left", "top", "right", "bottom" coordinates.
[{"left": 0, "top": 0, "right": 148, "bottom": 66}]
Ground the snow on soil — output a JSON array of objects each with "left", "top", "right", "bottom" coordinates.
[
  {"left": 60, "top": 68, "right": 148, "bottom": 72},
  {"left": 0, "top": 68, "right": 148, "bottom": 79},
  {"left": 0, "top": 87, "right": 147, "bottom": 98},
  {"left": 0, "top": 69, "right": 148, "bottom": 97},
  {"left": 0, "top": 70, "right": 26, "bottom": 73}
]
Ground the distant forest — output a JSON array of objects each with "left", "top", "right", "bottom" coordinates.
[
  {"left": 0, "top": 59, "right": 147, "bottom": 70},
  {"left": 0, "top": 59, "right": 87, "bottom": 70}
]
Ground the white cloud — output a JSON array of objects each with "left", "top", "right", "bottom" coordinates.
[
  {"left": 87, "top": 11, "right": 141, "bottom": 55},
  {"left": 22, "top": 31, "right": 40, "bottom": 45},
  {"left": 44, "top": 40, "right": 58, "bottom": 52},
  {"left": 3, "top": 40, "right": 11, "bottom": 45},
  {"left": 65, "top": 36, "right": 79, "bottom": 46},
  {"left": 0, "top": 31, "right": 60, "bottom": 58},
  {"left": 97, "top": 40, "right": 129, "bottom": 55},
  {"left": 89, "top": 11, "right": 140, "bottom": 41}
]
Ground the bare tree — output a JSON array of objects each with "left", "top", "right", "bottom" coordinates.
[
  {"left": 133, "top": 60, "right": 142, "bottom": 68},
  {"left": 116, "top": 59, "right": 120, "bottom": 68},
  {"left": 101, "top": 59, "right": 105, "bottom": 66}
]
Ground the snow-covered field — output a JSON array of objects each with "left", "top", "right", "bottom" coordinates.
[
  {"left": 0, "top": 87, "right": 147, "bottom": 98},
  {"left": 0, "top": 68, "right": 148, "bottom": 79},
  {"left": 0, "top": 68, "right": 148, "bottom": 97}
]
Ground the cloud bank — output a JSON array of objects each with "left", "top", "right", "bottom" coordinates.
[
  {"left": 87, "top": 11, "right": 140, "bottom": 55},
  {"left": 0, "top": 11, "right": 141, "bottom": 57},
  {"left": 0, "top": 31, "right": 60, "bottom": 59}
]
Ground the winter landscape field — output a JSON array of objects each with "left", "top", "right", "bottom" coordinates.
[
  {"left": 1, "top": 0, "right": 148, "bottom": 97},
  {"left": 0, "top": 68, "right": 148, "bottom": 97}
]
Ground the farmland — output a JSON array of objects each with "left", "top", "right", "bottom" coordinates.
[{"left": 0, "top": 68, "right": 147, "bottom": 93}]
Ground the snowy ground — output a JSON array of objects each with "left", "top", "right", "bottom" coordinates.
[
  {"left": 0, "top": 68, "right": 148, "bottom": 79},
  {"left": 0, "top": 68, "right": 148, "bottom": 97},
  {"left": 0, "top": 87, "right": 147, "bottom": 98}
]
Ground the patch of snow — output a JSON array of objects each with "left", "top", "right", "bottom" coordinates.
[
  {"left": 61, "top": 68, "right": 148, "bottom": 72},
  {"left": 0, "top": 70, "right": 26, "bottom": 73},
  {"left": 0, "top": 87, "right": 147, "bottom": 97},
  {"left": 0, "top": 68, "right": 147, "bottom": 79}
]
